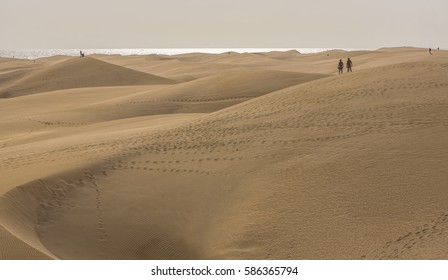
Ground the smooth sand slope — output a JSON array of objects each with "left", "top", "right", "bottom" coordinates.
[
  {"left": 0, "top": 57, "right": 176, "bottom": 98},
  {"left": 1, "top": 48, "right": 448, "bottom": 259}
]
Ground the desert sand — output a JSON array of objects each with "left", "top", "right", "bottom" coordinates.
[{"left": 1, "top": 47, "right": 448, "bottom": 260}]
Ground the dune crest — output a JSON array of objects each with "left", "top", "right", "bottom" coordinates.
[{"left": 0, "top": 57, "right": 175, "bottom": 98}]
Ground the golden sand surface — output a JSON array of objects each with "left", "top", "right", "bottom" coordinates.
[{"left": 1, "top": 48, "right": 447, "bottom": 259}]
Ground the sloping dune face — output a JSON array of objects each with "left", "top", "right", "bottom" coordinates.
[
  {"left": 0, "top": 57, "right": 176, "bottom": 98},
  {"left": 1, "top": 48, "right": 448, "bottom": 259}
]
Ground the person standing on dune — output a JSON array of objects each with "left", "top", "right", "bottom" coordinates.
[
  {"left": 338, "top": 59, "right": 344, "bottom": 74},
  {"left": 347, "top": 58, "right": 353, "bottom": 72}
]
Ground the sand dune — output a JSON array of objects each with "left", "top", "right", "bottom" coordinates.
[
  {"left": 0, "top": 57, "right": 175, "bottom": 98},
  {"left": 1, "top": 48, "right": 448, "bottom": 259}
]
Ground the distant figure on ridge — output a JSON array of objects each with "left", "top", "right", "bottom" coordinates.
[
  {"left": 346, "top": 58, "right": 353, "bottom": 72},
  {"left": 429, "top": 48, "right": 432, "bottom": 55},
  {"left": 338, "top": 59, "right": 344, "bottom": 74}
]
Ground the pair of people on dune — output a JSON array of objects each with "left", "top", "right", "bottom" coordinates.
[{"left": 338, "top": 58, "right": 353, "bottom": 74}]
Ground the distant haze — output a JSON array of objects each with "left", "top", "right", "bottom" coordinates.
[{"left": 1, "top": 0, "right": 447, "bottom": 49}]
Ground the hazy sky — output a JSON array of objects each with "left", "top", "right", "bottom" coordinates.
[{"left": 1, "top": 0, "right": 447, "bottom": 49}]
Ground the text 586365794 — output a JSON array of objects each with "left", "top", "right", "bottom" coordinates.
[{"left": 244, "top": 266, "right": 299, "bottom": 276}]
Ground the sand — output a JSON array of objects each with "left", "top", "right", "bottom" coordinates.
[{"left": 1, "top": 47, "right": 448, "bottom": 260}]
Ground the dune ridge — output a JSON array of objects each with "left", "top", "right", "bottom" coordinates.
[
  {"left": 1, "top": 47, "right": 448, "bottom": 259},
  {"left": 0, "top": 57, "right": 176, "bottom": 98}
]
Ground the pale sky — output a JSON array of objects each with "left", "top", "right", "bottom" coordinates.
[{"left": 1, "top": 0, "right": 447, "bottom": 49}]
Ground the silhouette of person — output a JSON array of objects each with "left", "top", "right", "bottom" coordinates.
[
  {"left": 438, "top": 47, "right": 440, "bottom": 51},
  {"left": 429, "top": 48, "right": 432, "bottom": 55},
  {"left": 338, "top": 59, "right": 344, "bottom": 74},
  {"left": 347, "top": 58, "right": 353, "bottom": 72}
]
